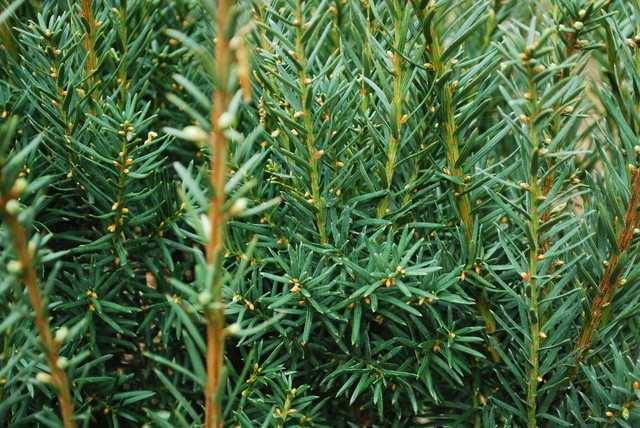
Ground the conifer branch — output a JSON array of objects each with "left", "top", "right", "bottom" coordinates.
[
  {"left": 0, "top": 183, "right": 76, "bottom": 428},
  {"left": 419, "top": 2, "right": 500, "bottom": 364},
  {"left": 538, "top": 27, "right": 582, "bottom": 302},
  {"left": 376, "top": 0, "right": 404, "bottom": 219},
  {"left": 294, "top": 0, "right": 327, "bottom": 244},
  {"left": 428, "top": 33, "right": 473, "bottom": 245},
  {"left": 523, "top": 63, "right": 542, "bottom": 428},
  {"left": 526, "top": 300, "right": 541, "bottom": 427},
  {"left": 115, "top": 3, "right": 129, "bottom": 103},
  {"left": 80, "top": 0, "right": 97, "bottom": 93},
  {"left": 574, "top": 169, "right": 640, "bottom": 363},
  {"left": 203, "top": 0, "right": 233, "bottom": 425}
]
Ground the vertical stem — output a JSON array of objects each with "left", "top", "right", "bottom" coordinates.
[
  {"left": 1, "top": 207, "right": 76, "bottom": 428},
  {"left": 359, "top": 0, "right": 373, "bottom": 115},
  {"left": 568, "top": 5, "right": 640, "bottom": 365},
  {"left": 117, "top": 2, "right": 129, "bottom": 104},
  {"left": 419, "top": 7, "right": 502, "bottom": 423},
  {"left": 426, "top": 9, "right": 499, "bottom": 363},
  {"left": 539, "top": 22, "right": 577, "bottom": 304},
  {"left": 377, "top": 0, "right": 404, "bottom": 219},
  {"left": 107, "top": 132, "right": 133, "bottom": 252},
  {"left": 525, "top": 201, "right": 541, "bottom": 428},
  {"left": 574, "top": 170, "right": 640, "bottom": 363},
  {"left": 525, "top": 69, "right": 541, "bottom": 428},
  {"left": 294, "top": 0, "right": 327, "bottom": 244},
  {"left": 204, "top": 0, "right": 231, "bottom": 426},
  {"left": 80, "top": 0, "right": 97, "bottom": 95},
  {"left": 429, "top": 24, "right": 472, "bottom": 244}
]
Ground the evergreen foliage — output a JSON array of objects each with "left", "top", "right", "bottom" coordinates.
[{"left": 1, "top": 0, "right": 640, "bottom": 426}]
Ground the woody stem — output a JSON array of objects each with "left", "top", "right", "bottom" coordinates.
[
  {"left": 1, "top": 206, "right": 76, "bottom": 428},
  {"left": 204, "top": 0, "right": 231, "bottom": 426}
]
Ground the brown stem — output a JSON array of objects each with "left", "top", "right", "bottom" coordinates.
[
  {"left": 80, "top": 0, "right": 97, "bottom": 92},
  {"left": 1, "top": 204, "right": 76, "bottom": 428},
  {"left": 204, "top": 0, "right": 231, "bottom": 426},
  {"left": 574, "top": 170, "right": 640, "bottom": 364},
  {"left": 0, "top": 6, "right": 19, "bottom": 61}
]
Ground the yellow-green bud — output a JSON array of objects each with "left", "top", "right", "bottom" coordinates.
[
  {"left": 11, "top": 178, "right": 28, "bottom": 196},
  {"left": 54, "top": 326, "right": 69, "bottom": 344},
  {"left": 56, "top": 356, "right": 68, "bottom": 370},
  {"left": 218, "top": 112, "right": 235, "bottom": 128},
  {"left": 5, "top": 199, "right": 21, "bottom": 215},
  {"left": 200, "top": 214, "right": 211, "bottom": 238},
  {"left": 226, "top": 323, "right": 242, "bottom": 336},
  {"left": 229, "top": 198, "right": 248, "bottom": 216},
  {"left": 183, "top": 126, "right": 208, "bottom": 142},
  {"left": 198, "top": 290, "right": 213, "bottom": 306},
  {"left": 7, "top": 260, "right": 22, "bottom": 274},
  {"left": 36, "top": 372, "right": 53, "bottom": 384}
]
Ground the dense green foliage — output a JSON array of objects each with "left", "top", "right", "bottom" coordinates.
[{"left": 2, "top": 0, "right": 640, "bottom": 426}]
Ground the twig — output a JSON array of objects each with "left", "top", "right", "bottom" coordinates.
[
  {"left": 204, "top": 0, "right": 232, "bottom": 426},
  {"left": 573, "top": 169, "right": 640, "bottom": 364},
  {"left": 80, "top": 0, "right": 97, "bottom": 97},
  {"left": 293, "top": 0, "right": 328, "bottom": 244},
  {"left": 376, "top": 0, "right": 405, "bottom": 220},
  {"left": 522, "top": 59, "right": 543, "bottom": 428},
  {"left": 422, "top": 4, "right": 500, "bottom": 363},
  {"left": 0, "top": 185, "right": 76, "bottom": 428}
]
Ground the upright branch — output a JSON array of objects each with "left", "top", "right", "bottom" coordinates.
[
  {"left": 574, "top": 169, "right": 640, "bottom": 363},
  {"left": 114, "top": 2, "right": 129, "bottom": 103},
  {"left": 539, "top": 6, "right": 597, "bottom": 302},
  {"left": 521, "top": 59, "right": 543, "bottom": 428},
  {"left": 80, "top": 0, "right": 97, "bottom": 95},
  {"left": 418, "top": 2, "right": 500, "bottom": 363},
  {"left": 428, "top": 29, "right": 473, "bottom": 244},
  {"left": 294, "top": 0, "right": 327, "bottom": 244},
  {"left": 106, "top": 123, "right": 135, "bottom": 262},
  {"left": 516, "top": 38, "right": 560, "bottom": 428},
  {"left": 204, "top": 0, "right": 233, "bottom": 425},
  {"left": 0, "top": 180, "right": 76, "bottom": 428},
  {"left": 376, "top": 0, "right": 405, "bottom": 219}
]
